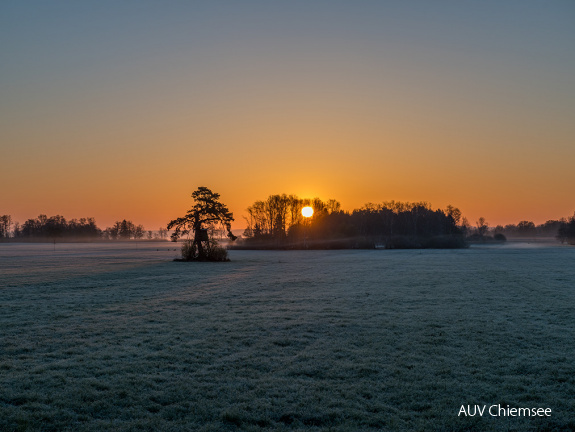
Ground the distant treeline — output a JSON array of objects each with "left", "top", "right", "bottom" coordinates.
[
  {"left": 235, "top": 194, "right": 575, "bottom": 249},
  {"left": 236, "top": 195, "right": 466, "bottom": 249},
  {"left": 462, "top": 215, "right": 575, "bottom": 244},
  {"left": 2, "top": 207, "right": 574, "bottom": 246},
  {"left": 0, "top": 214, "right": 169, "bottom": 241}
]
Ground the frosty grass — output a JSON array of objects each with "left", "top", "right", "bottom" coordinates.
[{"left": 1, "top": 242, "right": 574, "bottom": 431}]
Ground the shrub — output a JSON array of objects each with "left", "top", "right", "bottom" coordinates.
[
  {"left": 205, "top": 241, "right": 229, "bottom": 261},
  {"left": 180, "top": 240, "right": 197, "bottom": 261},
  {"left": 179, "top": 239, "right": 229, "bottom": 261},
  {"left": 494, "top": 233, "right": 507, "bottom": 242}
]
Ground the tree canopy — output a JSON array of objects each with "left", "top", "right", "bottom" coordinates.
[
  {"left": 167, "top": 187, "right": 236, "bottom": 260},
  {"left": 238, "top": 194, "right": 465, "bottom": 249},
  {"left": 167, "top": 187, "right": 236, "bottom": 240}
]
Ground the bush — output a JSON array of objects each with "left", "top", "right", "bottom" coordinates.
[
  {"left": 205, "top": 241, "right": 229, "bottom": 261},
  {"left": 178, "top": 239, "right": 229, "bottom": 261},
  {"left": 494, "top": 233, "right": 507, "bottom": 242},
  {"left": 180, "top": 240, "right": 197, "bottom": 261}
]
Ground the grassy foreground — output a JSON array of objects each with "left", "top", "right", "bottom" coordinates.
[{"left": 1, "top": 243, "right": 574, "bottom": 431}]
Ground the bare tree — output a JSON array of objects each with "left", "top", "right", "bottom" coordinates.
[
  {"left": 445, "top": 205, "right": 462, "bottom": 226},
  {"left": 0, "top": 215, "right": 12, "bottom": 238},
  {"left": 476, "top": 217, "right": 489, "bottom": 237},
  {"left": 158, "top": 227, "right": 168, "bottom": 240}
]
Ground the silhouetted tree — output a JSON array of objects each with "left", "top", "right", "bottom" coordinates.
[
  {"left": 157, "top": 227, "right": 168, "bottom": 240},
  {"left": 13, "top": 222, "right": 21, "bottom": 238},
  {"left": 0, "top": 215, "right": 12, "bottom": 238},
  {"left": 288, "top": 194, "right": 304, "bottom": 227},
  {"left": 326, "top": 199, "right": 341, "bottom": 214},
  {"left": 21, "top": 215, "right": 46, "bottom": 237},
  {"left": 460, "top": 217, "right": 471, "bottom": 237},
  {"left": 516, "top": 220, "right": 536, "bottom": 236},
  {"left": 445, "top": 205, "right": 462, "bottom": 226},
  {"left": 104, "top": 225, "right": 118, "bottom": 240},
  {"left": 538, "top": 220, "right": 562, "bottom": 237},
  {"left": 243, "top": 194, "right": 340, "bottom": 242},
  {"left": 134, "top": 224, "right": 145, "bottom": 239},
  {"left": 476, "top": 217, "right": 489, "bottom": 237},
  {"left": 167, "top": 187, "right": 236, "bottom": 260},
  {"left": 11, "top": 214, "right": 101, "bottom": 239},
  {"left": 266, "top": 194, "right": 290, "bottom": 238},
  {"left": 240, "top": 196, "right": 464, "bottom": 249},
  {"left": 557, "top": 213, "right": 575, "bottom": 245},
  {"left": 102, "top": 220, "right": 144, "bottom": 240},
  {"left": 119, "top": 220, "right": 135, "bottom": 239}
]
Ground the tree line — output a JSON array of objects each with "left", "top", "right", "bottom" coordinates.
[
  {"left": 238, "top": 194, "right": 575, "bottom": 249},
  {"left": 238, "top": 194, "right": 466, "bottom": 249},
  {"left": 3, "top": 200, "right": 574, "bottom": 246},
  {"left": 460, "top": 214, "right": 575, "bottom": 243},
  {"left": 0, "top": 214, "right": 169, "bottom": 241},
  {"left": 243, "top": 194, "right": 341, "bottom": 240}
]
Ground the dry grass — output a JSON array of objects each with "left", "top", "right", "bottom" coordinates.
[{"left": 1, "top": 242, "right": 574, "bottom": 431}]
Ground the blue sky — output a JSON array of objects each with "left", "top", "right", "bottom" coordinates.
[{"left": 1, "top": 1, "right": 574, "bottom": 227}]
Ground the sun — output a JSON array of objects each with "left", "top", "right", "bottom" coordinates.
[{"left": 301, "top": 206, "right": 314, "bottom": 218}]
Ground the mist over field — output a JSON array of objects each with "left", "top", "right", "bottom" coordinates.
[{"left": 1, "top": 242, "right": 574, "bottom": 431}]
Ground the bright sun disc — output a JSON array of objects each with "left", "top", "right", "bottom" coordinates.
[{"left": 302, "top": 206, "right": 314, "bottom": 218}]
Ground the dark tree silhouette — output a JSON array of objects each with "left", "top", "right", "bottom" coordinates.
[
  {"left": 14, "top": 214, "right": 101, "bottom": 239},
  {"left": 167, "top": 187, "right": 236, "bottom": 260},
  {"left": 476, "top": 217, "right": 489, "bottom": 237},
  {"left": 119, "top": 220, "right": 135, "bottom": 239},
  {"left": 557, "top": 213, "right": 575, "bottom": 245},
  {"left": 243, "top": 194, "right": 341, "bottom": 242},
  {"left": 0, "top": 215, "right": 12, "bottom": 238},
  {"left": 516, "top": 220, "right": 536, "bottom": 236},
  {"left": 445, "top": 205, "right": 462, "bottom": 226},
  {"left": 239, "top": 195, "right": 465, "bottom": 249},
  {"left": 104, "top": 220, "right": 137, "bottom": 240}
]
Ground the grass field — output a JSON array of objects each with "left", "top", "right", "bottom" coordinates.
[{"left": 1, "top": 242, "right": 574, "bottom": 431}]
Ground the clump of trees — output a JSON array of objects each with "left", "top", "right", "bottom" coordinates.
[
  {"left": 476, "top": 218, "right": 573, "bottom": 241},
  {"left": 557, "top": 213, "right": 575, "bottom": 245},
  {"left": 465, "top": 217, "right": 507, "bottom": 243},
  {"left": 167, "top": 187, "right": 236, "bottom": 261},
  {"left": 11, "top": 215, "right": 101, "bottom": 239},
  {"left": 350, "top": 201, "right": 466, "bottom": 248},
  {"left": 493, "top": 220, "right": 547, "bottom": 238},
  {"left": 242, "top": 194, "right": 342, "bottom": 247},
  {"left": 102, "top": 220, "right": 145, "bottom": 240},
  {"left": 236, "top": 195, "right": 466, "bottom": 249},
  {"left": 0, "top": 214, "right": 168, "bottom": 242}
]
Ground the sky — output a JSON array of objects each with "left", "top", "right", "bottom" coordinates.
[{"left": 1, "top": 1, "right": 574, "bottom": 230}]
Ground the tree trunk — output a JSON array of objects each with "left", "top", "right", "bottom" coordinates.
[{"left": 194, "top": 229, "right": 205, "bottom": 259}]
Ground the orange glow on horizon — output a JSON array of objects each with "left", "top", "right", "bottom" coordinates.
[{"left": 1, "top": 3, "right": 573, "bottom": 232}]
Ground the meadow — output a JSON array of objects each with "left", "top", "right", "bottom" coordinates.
[{"left": 1, "top": 242, "right": 574, "bottom": 431}]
